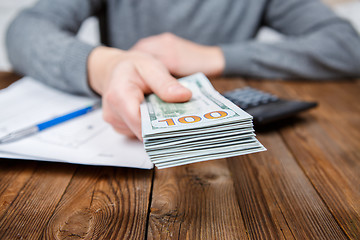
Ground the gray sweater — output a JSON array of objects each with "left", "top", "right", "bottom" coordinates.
[{"left": 6, "top": 0, "right": 360, "bottom": 97}]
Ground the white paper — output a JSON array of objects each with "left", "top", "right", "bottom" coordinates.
[{"left": 0, "top": 77, "right": 153, "bottom": 169}]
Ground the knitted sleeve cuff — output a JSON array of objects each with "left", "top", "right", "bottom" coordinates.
[{"left": 62, "top": 40, "right": 100, "bottom": 97}]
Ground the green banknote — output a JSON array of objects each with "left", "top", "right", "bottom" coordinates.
[
  {"left": 141, "top": 73, "right": 252, "bottom": 138},
  {"left": 140, "top": 73, "right": 266, "bottom": 169}
]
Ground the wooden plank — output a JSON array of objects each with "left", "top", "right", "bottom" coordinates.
[
  {"left": 0, "top": 162, "right": 76, "bottom": 239},
  {"left": 42, "top": 166, "right": 153, "bottom": 240},
  {"left": 0, "top": 160, "right": 37, "bottom": 220},
  {"left": 0, "top": 72, "right": 21, "bottom": 89},
  {"left": 212, "top": 78, "right": 347, "bottom": 238},
  {"left": 228, "top": 132, "right": 348, "bottom": 239},
  {"left": 251, "top": 80, "right": 360, "bottom": 239},
  {"left": 0, "top": 72, "right": 153, "bottom": 239},
  {"left": 147, "top": 160, "right": 248, "bottom": 239}
]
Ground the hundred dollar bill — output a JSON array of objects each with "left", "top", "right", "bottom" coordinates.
[
  {"left": 151, "top": 141, "right": 262, "bottom": 161},
  {"left": 144, "top": 132, "right": 256, "bottom": 149},
  {"left": 155, "top": 146, "right": 265, "bottom": 169},
  {"left": 141, "top": 73, "right": 266, "bottom": 169},
  {"left": 147, "top": 138, "right": 258, "bottom": 156},
  {"left": 140, "top": 73, "right": 252, "bottom": 138}
]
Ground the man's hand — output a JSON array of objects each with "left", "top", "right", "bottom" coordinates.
[
  {"left": 131, "top": 33, "right": 225, "bottom": 77},
  {"left": 87, "top": 46, "right": 192, "bottom": 140}
]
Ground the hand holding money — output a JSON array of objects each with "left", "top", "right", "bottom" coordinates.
[
  {"left": 141, "top": 73, "right": 266, "bottom": 168},
  {"left": 87, "top": 46, "right": 192, "bottom": 139}
]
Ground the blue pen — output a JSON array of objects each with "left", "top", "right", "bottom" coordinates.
[{"left": 0, "top": 102, "right": 101, "bottom": 144}]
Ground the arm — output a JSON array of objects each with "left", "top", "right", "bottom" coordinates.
[
  {"left": 132, "top": 0, "right": 360, "bottom": 79},
  {"left": 221, "top": 0, "right": 360, "bottom": 79},
  {"left": 6, "top": 0, "right": 102, "bottom": 96},
  {"left": 6, "top": 0, "right": 191, "bottom": 139}
]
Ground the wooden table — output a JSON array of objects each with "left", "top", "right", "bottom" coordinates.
[{"left": 0, "top": 71, "right": 359, "bottom": 239}]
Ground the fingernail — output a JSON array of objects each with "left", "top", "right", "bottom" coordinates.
[{"left": 168, "top": 84, "right": 187, "bottom": 93}]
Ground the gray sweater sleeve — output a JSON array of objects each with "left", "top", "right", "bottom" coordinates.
[
  {"left": 6, "top": 0, "right": 102, "bottom": 96},
  {"left": 221, "top": 0, "right": 360, "bottom": 79}
]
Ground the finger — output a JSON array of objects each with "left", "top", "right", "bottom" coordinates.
[
  {"left": 102, "top": 99, "right": 128, "bottom": 129},
  {"left": 108, "top": 117, "right": 134, "bottom": 135},
  {"left": 112, "top": 125, "right": 136, "bottom": 138},
  {"left": 135, "top": 58, "right": 192, "bottom": 103},
  {"left": 131, "top": 35, "right": 160, "bottom": 53},
  {"left": 131, "top": 39, "right": 154, "bottom": 53},
  {"left": 104, "top": 105, "right": 140, "bottom": 139},
  {"left": 104, "top": 74, "right": 144, "bottom": 140},
  {"left": 117, "top": 83, "right": 144, "bottom": 140},
  {"left": 102, "top": 86, "right": 142, "bottom": 140}
]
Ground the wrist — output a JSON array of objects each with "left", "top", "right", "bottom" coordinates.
[
  {"left": 87, "top": 46, "right": 124, "bottom": 95},
  {"left": 202, "top": 46, "right": 225, "bottom": 77},
  {"left": 209, "top": 46, "right": 225, "bottom": 77}
]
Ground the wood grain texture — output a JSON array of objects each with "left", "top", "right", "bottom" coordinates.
[
  {"left": 248, "top": 80, "right": 360, "bottom": 239},
  {"left": 228, "top": 132, "right": 348, "bottom": 239},
  {"left": 0, "top": 72, "right": 21, "bottom": 88},
  {"left": 0, "top": 160, "right": 37, "bottom": 221},
  {"left": 42, "top": 166, "right": 153, "bottom": 240},
  {"left": 1, "top": 71, "right": 359, "bottom": 239},
  {"left": 148, "top": 160, "right": 248, "bottom": 240},
  {"left": 0, "top": 162, "right": 77, "bottom": 239}
]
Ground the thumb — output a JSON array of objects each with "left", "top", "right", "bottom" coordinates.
[
  {"left": 162, "top": 81, "right": 192, "bottom": 103},
  {"left": 136, "top": 58, "right": 192, "bottom": 103}
]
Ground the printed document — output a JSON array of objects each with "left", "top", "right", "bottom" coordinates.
[{"left": 0, "top": 77, "right": 152, "bottom": 169}]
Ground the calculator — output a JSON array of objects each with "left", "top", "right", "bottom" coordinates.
[{"left": 223, "top": 87, "right": 317, "bottom": 125}]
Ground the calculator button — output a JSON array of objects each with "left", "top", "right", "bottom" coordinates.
[{"left": 223, "top": 87, "right": 317, "bottom": 125}]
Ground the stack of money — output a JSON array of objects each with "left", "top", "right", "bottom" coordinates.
[{"left": 141, "top": 73, "right": 266, "bottom": 169}]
